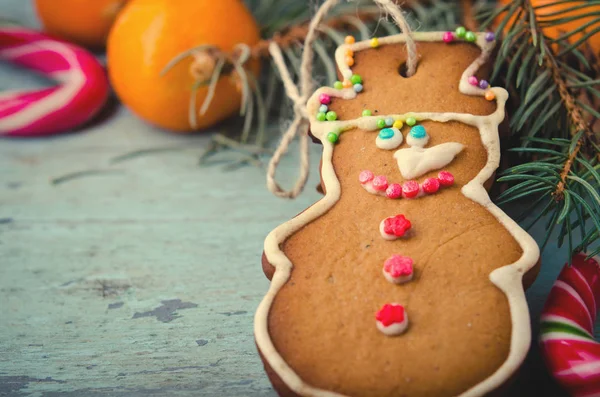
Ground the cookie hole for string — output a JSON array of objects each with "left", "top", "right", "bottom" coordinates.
[{"left": 398, "top": 61, "right": 417, "bottom": 78}]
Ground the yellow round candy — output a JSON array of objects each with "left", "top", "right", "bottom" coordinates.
[
  {"left": 393, "top": 120, "right": 403, "bottom": 129},
  {"left": 370, "top": 37, "right": 379, "bottom": 48}
]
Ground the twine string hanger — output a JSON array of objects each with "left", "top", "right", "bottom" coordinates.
[{"left": 266, "top": 0, "right": 418, "bottom": 199}]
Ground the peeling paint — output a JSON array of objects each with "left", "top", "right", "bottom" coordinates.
[
  {"left": 132, "top": 299, "right": 198, "bottom": 323},
  {"left": 108, "top": 301, "right": 124, "bottom": 310},
  {"left": 218, "top": 310, "right": 247, "bottom": 317}
]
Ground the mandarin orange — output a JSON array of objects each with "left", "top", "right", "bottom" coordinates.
[
  {"left": 107, "top": 0, "right": 261, "bottom": 133},
  {"left": 496, "top": 0, "right": 600, "bottom": 55},
  {"left": 35, "top": 0, "right": 128, "bottom": 48}
]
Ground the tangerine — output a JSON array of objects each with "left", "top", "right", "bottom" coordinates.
[
  {"left": 35, "top": 0, "right": 128, "bottom": 48},
  {"left": 107, "top": 0, "right": 261, "bottom": 133},
  {"left": 496, "top": 0, "right": 600, "bottom": 56}
]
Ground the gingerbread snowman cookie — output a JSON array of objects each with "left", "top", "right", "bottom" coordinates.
[{"left": 256, "top": 29, "right": 540, "bottom": 397}]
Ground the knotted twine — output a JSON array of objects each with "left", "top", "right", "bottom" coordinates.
[{"left": 266, "top": 0, "right": 418, "bottom": 199}]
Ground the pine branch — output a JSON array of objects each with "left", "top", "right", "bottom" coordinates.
[{"left": 481, "top": 0, "right": 600, "bottom": 257}]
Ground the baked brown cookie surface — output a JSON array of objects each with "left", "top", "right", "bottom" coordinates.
[{"left": 256, "top": 32, "right": 540, "bottom": 397}]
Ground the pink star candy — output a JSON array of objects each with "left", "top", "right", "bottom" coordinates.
[
  {"left": 383, "top": 255, "right": 414, "bottom": 284},
  {"left": 375, "top": 303, "right": 408, "bottom": 336},
  {"left": 380, "top": 214, "right": 412, "bottom": 240}
]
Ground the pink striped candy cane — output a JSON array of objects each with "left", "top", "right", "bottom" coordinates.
[
  {"left": 0, "top": 27, "right": 109, "bottom": 137},
  {"left": 540, "top": 253, "right": 600, "bottom": 397}
]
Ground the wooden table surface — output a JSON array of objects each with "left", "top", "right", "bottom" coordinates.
[{"left": 0, "top": 2, "right": 577, "bottom": 396}]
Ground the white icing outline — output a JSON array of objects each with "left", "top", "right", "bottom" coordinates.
[{"left": 255, "top": 32, "right": 540, "bottom": 397}]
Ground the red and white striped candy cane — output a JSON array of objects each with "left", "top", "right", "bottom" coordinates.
[
  {"left": 540, "top": 253, "right": 600, "bottom": 397},
  {"left": 0, "top": 27, "right": 109, "bottom": 137}
]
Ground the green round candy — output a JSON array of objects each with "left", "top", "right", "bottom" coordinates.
[
  {"left": 350, "top": 74, "right": 362, "bottom": 84},
  {"left": 455, "top": 26, "right": 467, "bottom": 38},
  {"left": 327, "top": 132, "right": 339, "bottom": 143},
  {"left": 376, "top": 119, "right": 386, "bottom": 128},
  {"left": 317, "top": 112, "right": 327, "bottom": 121},
  {"left": 362, "top": 109, "right": 372, "bottom": 117},
  {"left": 465, "top": 31, "right": 476, "bottom": 42},
  {"left": 406, "top": 117, "right": 417, "bottom": 126},
  {"left": 326, "top": 111, "right": 338, "bottom": 121},
  {"left": 333, "top": 81, "right": 343, "bottom": 89}
]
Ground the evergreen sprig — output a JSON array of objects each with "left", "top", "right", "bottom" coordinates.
[{"left": 477, "top": 0, "right": 600, "bottom": 257}]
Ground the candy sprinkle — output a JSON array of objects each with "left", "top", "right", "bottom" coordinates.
[
  {"left": 402, "top": 180, "right": 420, "bottom": 199},
  {"left": 376, "top": 119, "right": 386, "bottom": 128},
  {"left": 465, "top": 31, "right": 476, "bottom": 42},
  {"left": 344, "top": 35, "right": 355, "bottom": 44},
  {"left": 485, "top": 90, "right": 496, "bottom": 101},
  {"left": 409, "top": 125, "right": 426, "bottom": 139},
  {"left": 479, "top": 80, "right": 489, "bottom": 89},
  {"left": 422, "top": 177, "right": 440, "bottom": 194},
  {"left": 326, "top": 111, "right": 338, "bottom": 121},
  {"left": 370, "top": 37, "right": 379, "bottom": 48},
  {"left": 359, "top": 170, "right": 374, "bottom": 184},
  {"left": 393, "top": 120, "right": 403, "bottom": 129},
  {"left": 362, "top": 109, "right": 372, "bottom": 117},
  {"left": 333, "top": 81, "right": 343, "bottom": 90},
  {"left": 406, "top": 117, "right": 417, "bottom": 127},
  {"left": 319, "top": 93, "right": 331, "bottom": 105},
  {"left": 468, "top": 76, "right": 479, "bottom": 86},
  {"left": 386, "top": 183, "right": 402, "bottom": 199},
  {"left": 353, "top": 83, "right": 363, "bottom": 93},
  {"left": 455, "top": 26, "right": 467, "bottom": 38},
  {"left": 485, "top": 32, "right": 496, "bottom": 42},
  {"left": 372, "top": 175, "right": 389, "bottom": 191},
  {"left": 385, "top": 117, "right": 394, "bottom": 127},
  {"left": 443, "top": 31, "right": 454, "bottom": 43},
  {"left": 327, "top": 132, "right": 339, "bottom": 143},
  {"left": 345, "top": 48, "right": 354, "bottom": 57},
  {"left": 343, "top": 79, "right": 352, "bottom": 89},
  {"left": 316, "top": 112, "right": 326, "bottom": 121},
  {"left": 345, "top": 56, "right": 354, "bottom": 67},
  {"left": 319, "top": 104, "right": 328, "bottom": 113},
  {"left": 350, "top": 74, "right": 362, "bottom": 84},
  {"left": 379, "top": 128, "right": 395, "bottom": 140},
  {"left": 438, "top": 171, "right": 455, "bottom": 186}
]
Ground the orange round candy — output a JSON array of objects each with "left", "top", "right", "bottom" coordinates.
[
  {"left": 485, "top": 91, "right": 496, "bottom": 101},
  {"left": 345, "top": 48, "right": 354, "bottom": 57},
  {"left": 344, "top": 35, "right": 355, "bottom": 44},
  {"left": 342, "top": 79, "right": 352, "bottom": 88},
  {"left": 345, "top": 56, "right": 354, "bottom": 66}
]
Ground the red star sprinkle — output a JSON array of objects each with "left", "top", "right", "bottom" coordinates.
[
  {"left": 375, "top": 303, "right": 406, "bottom": 327},
  {"left": 383, "top": 215, "right": 412, "bottom": 237}
]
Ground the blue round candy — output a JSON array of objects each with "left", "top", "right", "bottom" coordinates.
[
  {"left": 319, "top": 104, "right": 328, "bottom": 113},
  {"left": 385, "top": 117, "right": 394, "bottom": 126},
  {"left": 353, "top": 83, "right": 363, "bottom": 93},
  {"left": 410, "top": 125, "right": 427, "bottom": 139},
  {"left": 378, "top": 128, "right": 395, "bottom": 140}
]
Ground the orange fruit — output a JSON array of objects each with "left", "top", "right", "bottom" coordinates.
[
  {"left": 35, "top": 0, "right": 128, "bottom": 48},
  {"left": 496, "top": 0, "right": 600, "bottom": 56},
  {"left": 107, "top": 0, "right": 261, "bottom": 133}
]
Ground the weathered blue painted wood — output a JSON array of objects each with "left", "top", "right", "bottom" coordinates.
[{"left": 0, "top": 2, "right": 575, "bottom": 396}]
